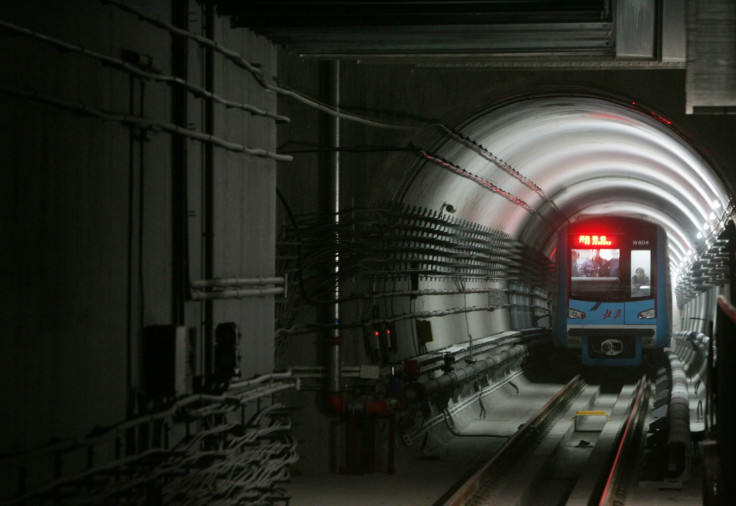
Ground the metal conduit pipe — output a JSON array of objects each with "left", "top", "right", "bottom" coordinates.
[
  {"left": 672, "top": 333, "right": 696, "bottom": 372},
  {"left": 325, "top": 60, "right": 343, "bottom": 427},
  {"left": 683, "top": 332, "right": 707, "bottom": 378},
  {"left": 409, "top": 344, "right": 531, "bottom": 401},
  {"left": 326, "top": 335, "right": 548, "bottom": 418},
  {"left": 228, "top": 371, "right": 293, "bottom": 390},
  {"left": 672, "top": 333, "right": 686, "bottom": 352},
  {"left": 338, "top": 350, "right": 545, "bottom": 417},
  {"left": 191, "top": 287, "right": 284, "bottom": 300},
  {"left": 692, "top": 334, "right": 710, "bottom": 380},
  {"left": 327, "top": 339, "right": 542, "bottom": 416},
  {"left": 190, "top": 278, "right": 285, "bottom": 299},
  {"left": 191, "top": 277, "right": 285, "bottom": 288},
  {"left": 665, "top": 350, "right": 692, "bottom": 481},
  {"left": 327, "top": 393, "right": 404, "bottom": 417},
  {"left": 672, "top": 331, "right": 709, "bottom": 380},
  {"left": 410, "top": 329, "right": 547, "bottom": 373}
]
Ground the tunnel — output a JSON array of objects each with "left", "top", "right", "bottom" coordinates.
[
  {"left": 3, "top": 1, "right": 736, "bottom": 504},
  {"left": 391, "top": 93, "right": 729, "bottom": 257}
]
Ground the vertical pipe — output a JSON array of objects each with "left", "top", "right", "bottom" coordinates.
[
  {"left": 327, "top": 59, "right": 341, "bottom": 395},
  {"left": 126, "top": 71, "right": 145, "bottom": 419},
  {"left": 125, "top": 74, "right": 137, "bottom": 419},
  {"left": 172, "top": 0, "right": 189, "bottom": 325},
  {"left": 321, "top": 60, "right": 342, "bottom": 474},
  {"left": 203, "top": 2, "right": 216, "bottom": 383}
]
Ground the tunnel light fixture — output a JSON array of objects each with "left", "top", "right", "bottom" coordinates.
[
  {"left": 440, "top": 201, "right": 456, "bottom": 214},
  {"left": 696, "top": 232, "right": 703, "bottom": 239}
]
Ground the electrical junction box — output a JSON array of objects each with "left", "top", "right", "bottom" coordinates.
[
  {"left": 488, "top": 289, "right": 508, "bottom": 307},
  {"left": 415, "top": 319, "right": 433, "bottom": 343},
  {"left": 359, "top": 365, "right": 380, "bottom": 379},
  {"left": 142, "top": 325, "right": 188, "bottom": 399}
]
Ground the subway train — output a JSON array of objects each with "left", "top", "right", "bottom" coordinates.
[{"left": 554, "top": 216, "right": 671, "bottom": 366}]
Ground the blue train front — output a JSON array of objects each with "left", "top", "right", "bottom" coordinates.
[{"left": 554, "top": 217, "right": 671, "bottom": 366}]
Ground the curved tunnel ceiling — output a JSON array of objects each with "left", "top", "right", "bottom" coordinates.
[{"left": 401, "top": 95, "right": 732, "bottom": 282}]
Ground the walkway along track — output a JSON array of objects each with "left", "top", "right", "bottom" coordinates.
[{"left": 443, "top": 375, "right": 651, "bottom": 505}]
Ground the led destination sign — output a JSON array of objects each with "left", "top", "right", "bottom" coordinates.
[{"left": 577, "top": 234, "right": 613, "bottom": 247}]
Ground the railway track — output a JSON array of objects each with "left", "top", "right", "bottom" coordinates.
[{"left": 443, "top": 375, "right": 651, "bottom": 505}]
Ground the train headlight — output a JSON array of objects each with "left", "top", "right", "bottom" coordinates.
[
  {"left": 568, "top": 308, "right": 586, "bottom": 319},
  {"left": 638, "top": 308, "right": 656, "bottom": 319}
]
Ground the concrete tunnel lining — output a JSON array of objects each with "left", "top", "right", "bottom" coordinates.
[{"left": 399, "top": 95, "right": 731, "bottom": 283}]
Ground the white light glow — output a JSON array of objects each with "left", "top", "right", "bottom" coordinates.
[{"left": 420, "top": 96, "right": 730, "bottom": 278}]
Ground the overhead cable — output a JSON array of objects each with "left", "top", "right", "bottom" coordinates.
[
  {"left": 101, "top": 0, "right": 416, "bottom": 131},
  {"left": 436, "top": 123, "right": 568, "bottom": 222},
  {"left": 104, "top": 0, "right": 558, "bottom": 210},
  {"left": 10, "top": 4, "right": 559, "bottom": 214},
  {"left": 420, "top": 150, "right": 558, "bottom": 229},
  {"left": 0, "top": 85, "right": 292, "bottom": 161},
  {"left": 420, "top": 150, "right": 534, "bottom": 212},
  {"left": 0, "top": 19, "right": 290, "bottom": 124}
]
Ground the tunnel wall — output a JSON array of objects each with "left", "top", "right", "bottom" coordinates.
[
  {"left": 0, "top": 0, "right": 278, "bottom": 462},
  {"left": 4, "top": 0, "right": 736, "bottom": 487},
  {"left": 274, "top": 47, "right": 736, "bottom": 472}
]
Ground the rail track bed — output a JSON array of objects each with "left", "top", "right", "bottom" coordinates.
[{"left": 443, "top": 375, "right": 651, "bottom": 505}]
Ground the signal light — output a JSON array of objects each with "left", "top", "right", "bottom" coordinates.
[
  {"left": 363, "top": 323, "right": 398, "bottom": 363},
  {"left": 386, "top": 322, "right": 397, "bottom": 352}
]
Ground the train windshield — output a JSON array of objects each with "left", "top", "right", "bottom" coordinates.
[
  {"left": 630, "top": 249, "right": 652, "bottom": 298},
  {"left": 570, "top": 247, "right": 653, "bottom": 300}
]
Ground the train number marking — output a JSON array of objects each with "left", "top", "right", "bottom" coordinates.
[{"left": 602, "top": 309, "right": 622, "bottom": 320}]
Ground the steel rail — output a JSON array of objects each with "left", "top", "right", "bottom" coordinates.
[
  {"left": 597, "top": 376, "right": 650, "bottom": 505},
  {"left": 443, "top": 374, "right": 585, "bottom": 506}
]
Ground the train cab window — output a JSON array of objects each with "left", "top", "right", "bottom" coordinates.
[
  {"left": 631, "top": 250, "right": 652, "bottom": 298},
  {"left": 570, "top": 248, "right": 621, "bottom": 298}
]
